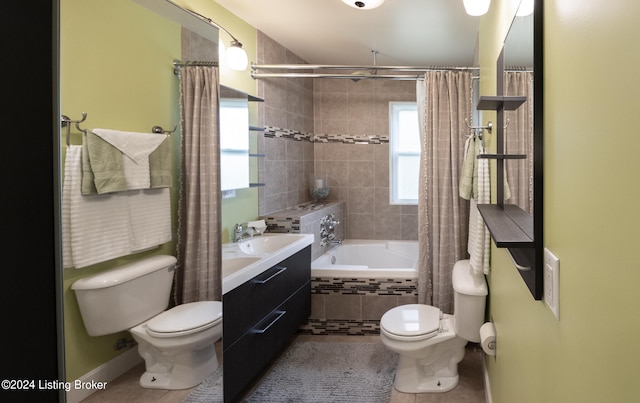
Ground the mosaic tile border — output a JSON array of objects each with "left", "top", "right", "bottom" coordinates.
[
  {"left": 263, "top": 217, "right": 301, "bottom": 233},
  {"left": 312, "top": 277, "right": 418, "bottom": 297},
  {"left": 297, "top": 319, "right": 381, "bottom": 336},
  {"left": 264, "top": 126, "right": 389, "bottom": 145}
]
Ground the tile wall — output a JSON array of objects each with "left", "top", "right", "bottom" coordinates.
[{"left": 256, "top": 32, "right": 419, "bottom": 241}]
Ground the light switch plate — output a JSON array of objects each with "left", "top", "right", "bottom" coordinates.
[{"left": 544, "top": 248, "right": 560, "bottom": 320}]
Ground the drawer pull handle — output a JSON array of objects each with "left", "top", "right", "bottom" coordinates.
[
  {"left": 252, "top": 310, "right": 286, "bottom": 334},
  {"left": 253, "top": 266, "right": 287, "bottom": 284}
]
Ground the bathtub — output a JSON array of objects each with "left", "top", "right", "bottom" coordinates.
[
  {"left": 311, "top": 239, "right": 418, "bottom": 279},
  {"left": 303, "top": 239, "right": 419, "bottom": 336}
]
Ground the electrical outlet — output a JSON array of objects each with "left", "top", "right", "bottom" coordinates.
[{"left": 544, "top": 248, "right": 560, "bottom": 320}]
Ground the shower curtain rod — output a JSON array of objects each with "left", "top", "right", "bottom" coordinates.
[
  {"left": 172, "top": 59, "right": 218, "bottom": 74},
  {"left": 252, "top": 72, "right": 427, "bottom": 80},
  {"left": 250, "top": 64, "right": 479, "bottom": 80},
  {"left": 252, "top": 64, "right": 479, "bottom": 71}
]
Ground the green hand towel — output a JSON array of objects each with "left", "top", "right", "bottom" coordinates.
[
  {"left": 83, "top": 132, "right": 127, "bottom": 194},
  {"left": 149, "top": 137, "right": 172, "bottom": 188}
]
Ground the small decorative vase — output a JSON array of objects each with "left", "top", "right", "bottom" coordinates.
[{"left": 310, "top": 173, "right": 330, "bottom": 202}]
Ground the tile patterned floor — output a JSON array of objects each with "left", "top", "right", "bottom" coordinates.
[{"left": 80, "top": 336, "right": 486, "bottom": 403}]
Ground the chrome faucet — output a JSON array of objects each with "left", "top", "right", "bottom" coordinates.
[
  {"left": 320, "top": 213, "right": 342, "bottom": 246},
  {"left": 234, "top": 223, "right": 256, "bottom": 242}
]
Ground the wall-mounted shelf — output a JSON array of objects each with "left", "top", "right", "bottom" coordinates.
[
  {"left": 478, "top": 154, "right": 527, "bottom": 160},
  {"left": 477, "top": 96, "right": 527, "bottom": 111},
  {"left": 249, "top": 126, "right": 265, "bottom": 132},
  {"left": 477, "top": 204, "right": 533, "bottom": 248},
  {"left": 475, "top": 49, "right": 542, "bottom": 300}
]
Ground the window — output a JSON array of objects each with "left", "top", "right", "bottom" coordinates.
[
  {"left": 389, "top": 102, "right": 420, "bottom": 204},
  {"left": 220, "top": 97, "right": 250, "bottom": 190}
]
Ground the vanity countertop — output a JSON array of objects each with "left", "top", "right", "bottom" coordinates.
[{"left": 221, "top": 233, "right": 314, "bottom": 294}]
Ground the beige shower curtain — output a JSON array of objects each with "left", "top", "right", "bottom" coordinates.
[
  {"left": 504, "top": 71, "right": 534, "bottom": 214},
  {"left": 175, "top": 65, "right": 222, "bottom": 303},
  {"left": 417, "top": 71, "right": 471, "bottom": 313}
]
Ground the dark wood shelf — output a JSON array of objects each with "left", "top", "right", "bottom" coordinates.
[
  {"left": 477, "top": 95, "right": 527, "bottom": 111},
  {"left": 477, "top": 204, "right": 534, "bottom": 248},
  {"left": 478, "top": 154, "right": 527, "bottom": 160},
  {"left": 249, "top": 126, "right": 264, "bottom": 131}
]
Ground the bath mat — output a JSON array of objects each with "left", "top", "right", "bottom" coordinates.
[
  {"left": 182, "top": 365, "right": 223, "bottom": 403},
  {"left": 183, "top": 341, "right": 398, "bottom": 403}
]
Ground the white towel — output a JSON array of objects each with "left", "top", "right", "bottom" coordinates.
[
  {"left": 468, "top": 141, "right": 491, "bottom": 275},
  {"left": 62, "top": 146, "right": 132, "bottom": 268},
  {"left": 92, "top": 128, "right": 167, "bottom": 190},
  {"left": 126, "top": 188, "right": 172, "bottom": 251},
  {"left": 62, "top": 145, "right": 172, "bottom": 269}
]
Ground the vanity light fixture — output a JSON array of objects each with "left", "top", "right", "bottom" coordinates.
[
  {"left": 341, "top": 0, "right": 385, "bottom": 10},
  {"left": 185, "top": 8, "right": 249, "bottom": 71},
  {"left": 224, "top": 38, "right": 249, "bottom": 71},
  {"left": 463, "top": 0, "right": 491, "bottom": 16}
]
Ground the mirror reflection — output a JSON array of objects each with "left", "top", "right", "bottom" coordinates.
[
  {"left": 220, "top": 86, "right": 250, "bottom": 191},
  {"left": 503, "top": 11, "right": 534, "bottom": 214}
]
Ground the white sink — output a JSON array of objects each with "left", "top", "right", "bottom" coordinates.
[
  {"left": 222, "top": 233, "right": 314, "bottom": 294},
  {"left": 236, "top": 234, "right": 307, "bottom": 255},
  {"left": 222, "top": 257, "right": 260, "bottom": 277}
]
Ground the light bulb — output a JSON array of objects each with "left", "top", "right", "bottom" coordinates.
[
  {"left": 226, "top": 40, "right": 248, "bottom": 71},
  {"left": 463, "top": 0, "right": 491, "bottom": 16}
]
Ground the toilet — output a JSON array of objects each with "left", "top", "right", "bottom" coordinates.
[
  {"left": 71, "top": 255, "right": 222, "bottom": 390},
  {"left": 380, "top": 259, "right": 487, "bottom": 393}
]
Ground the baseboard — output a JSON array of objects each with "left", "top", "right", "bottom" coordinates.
[
  {"left": 483, "top": 355, "right": 493, "bottom": 403},
  {"left": 66, "top": 347, "right": 143, "bottom": 403}
]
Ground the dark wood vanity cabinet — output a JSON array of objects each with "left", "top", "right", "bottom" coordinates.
[{"left": 223, "top": 246, "right": 311, "bottom": 402}]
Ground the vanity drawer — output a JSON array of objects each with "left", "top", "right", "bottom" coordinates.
[
  {"left": 223, "top": 283, "right": 310, "bottom": 402},
  {"left": 223, "top": 246, "right": 310, "bottom": 346}
]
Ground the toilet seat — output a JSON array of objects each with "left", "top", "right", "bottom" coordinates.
[
  {"left": 146, "top": 301, "right": 222, "bottom": 338},
  {"left": 380, "top": 304, "right": 441, "bottom": 341}
]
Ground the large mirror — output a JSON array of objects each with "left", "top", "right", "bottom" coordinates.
[
  {"left": 500, "top": 0, "right": 543, "bottom": 299},
  {"left": 503, "top": 6, "right": 534, "bottom": 215}
]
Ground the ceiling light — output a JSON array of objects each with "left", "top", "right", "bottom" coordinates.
[
  {"left": 463, "top": 0, "right": 491, "bottom": 16},
  {"left": 516, "top": 0, "right": 534, "bottom": 16},
  {"left": 341, "top": 0, "right": 385, "bottom": 10}
]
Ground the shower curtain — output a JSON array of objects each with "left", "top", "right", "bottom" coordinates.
[
  {"left": 504, "top": 71, "right": 534, "bottom": 214},
  {"left": 416, "top": 71, "right": 471, "bottom": 313},
  {"left": 175, "top": 65, "right": 222, "bottom": 303}
]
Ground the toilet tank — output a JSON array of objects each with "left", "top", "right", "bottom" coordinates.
[
  {"left": 71, "top": 255, "right": 177, "bottom": 336},
  {"left": 452, "top": 260, "right": 488, "bottom": 343}
]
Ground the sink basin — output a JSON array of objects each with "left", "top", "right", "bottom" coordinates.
[
  {"left": 222, "top": 233, "right": 314, "bottom": 294},
  {"left": 222, "top": 257, "right": 260, "bottom": 277},
  {"left": 237, "top": 234, "right": 306, "bottom": 255}
]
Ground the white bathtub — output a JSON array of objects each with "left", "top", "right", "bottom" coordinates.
[{"left": 311, "top": 239, "right": 418, "bottom": 279}]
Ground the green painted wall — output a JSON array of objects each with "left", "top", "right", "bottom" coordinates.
[
  {"left": 61, "top": 0, "right": 181, "bottom": 381},
  {"left": 61, "top": 0, "right": 258, "bottom": 381},
  {"left": 481, "top": 1, "right": 640, "bottom": 402}
]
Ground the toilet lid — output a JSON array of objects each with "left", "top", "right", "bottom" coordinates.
[
  {"left": 380, "top": 304, "right": 441, "bottom": 341},
  {"left": 146, "top": 301, "right": 222, "bottom": 338}
]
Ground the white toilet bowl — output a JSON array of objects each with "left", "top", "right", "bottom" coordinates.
[
  {"left": 379, "top": 260, "right": 487, "bottom": 394},
  {"left": 380, "top": 305, "right": 466, "bottom": 393},
  {"left": 129, "top": 301, "right": 222, "bottom": 389},
  {"left": 71, "top": 255, "right": 224, "bottom": 390}
]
